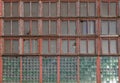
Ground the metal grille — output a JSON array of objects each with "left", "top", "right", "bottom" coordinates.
[
  {"left": 60, "top": 57, "right": 77, "bottom": 83},
  {"left": 42, "top": 57, "right": 57, "bottom": 83},
  {"left": 22, "top": 56, "right": 39, "bottom": 83},
  {"left": 101, "top": 57, "right": 119, "bottom": 83},
  {"left": 3, "top": 57, "right": 20, "bottom": 83},
  {"left": 80, "top": 57, "right": 96, "bottom": 83}
]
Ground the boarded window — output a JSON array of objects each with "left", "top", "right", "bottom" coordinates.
[
  {"left": 24, "top": 3, "right": 30, "bottom": 17},
  {"left": 12, "top": 2, "right": 19, "bottom": 17},
  {"left": 61, "top": 21, "right": 68, "bottom": 35},
  {"left": 61, "top": 2, "right": 68, "bottom": 17},
  {"left": 43, "top": 20, "right": 49, "bottom": 35},
  {"left": 31, "top": 3, "right": 39, "bottom": 17},
  {"left": 80, "top": 3, "right": 87, "bottom": 17},
  {"left": 43, "top": 3, "right": 49, "bottom": 17},
  {"left": 101, "top": 3, "right": 108, "bottom": 17},
  {"left": 4, "top": 3, "right": 10, "bottom": 16}
]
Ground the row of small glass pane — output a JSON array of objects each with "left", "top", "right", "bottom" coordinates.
[
  {"left": 4, "top": 39, "right": 118, "bottom": 54},
  {"left": 3, "top": 20, "right": 118, "bottom": 35},
  {"left": 3, "top": 56, "right": 119, "bottom": 83},
  {"left": 4, "top": 2, "right": 119, "bottom": 17}
]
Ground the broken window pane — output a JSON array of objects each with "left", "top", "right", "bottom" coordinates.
[
  {"left": 43, "top": 3, "right": 49, "bottom": 17},
  {"left": 50, "top": 40, "right": 57, "bottom": 54},
  {"left": 101, "top": 3, "right": 108, "bottom": 17},
  {"left": 69, "top": 3, "right": 76, "bottom": 16},
  {"left": 32, "top": 40, "right": 38, "bottom": 53},
  {"left": 69, "top": 40, "right": 75, "bottom": 53},
  {"left": 42, "top": 40, "right": 48, "bottom": 54},
  {"left": 109, "top": 3, "right": 116, "bottom": 17},
  {"left": 62, "top": 40, "right": 67, "bottom": 53},
  {"left": 50, "top": 21, "right": 57, "bottom": 34},
  {"left": 69, "top": 21, "right": 76, "bottom": 35},
  {"left": 110, "top": 40, "right": 117, "bottom": 54},
  {"left": 32, "top": 20, "right": 38, "bottom": 35},
  {"left": 61, "top": 2, "right": 68, "bottom": 17},
  {"left": 51, "top": 3, "right": 57, "bottom": 17},
  {"left": 4, "top": 20, "right": 11, "bottom": 35},
  {"left": 24, "top": 21, "right": 30, "bottom": 35},
  {"left": 102, "top": 40, "right": 108, "bottom": 54},
  {"left": 12, "top": 2, "right": 19, "bottom": 17},
  {"left": 24, "top": 40, "right": 30, "bottom": 53},
  {"left": 4, "top": 3, "right": 10, "bottom": 17},
  {"left": 61, "top": 21, "right": 68, "bottom": 35},
  {"left": 88, "top": 40, "right": 95, "bottom": 54},
  {"left": 12, "top": 20, "right": 19, "bottom": 35},
  {"left": 31, "top": 3, "right": 39, "bottom": 17},
  {"left": 88, "top": 3, "right": 96, "bottom": 16},
  {"left": 80, "top": 40, "right": 87, "bottom": 54},
  {"left": 4, "top": 40, "right": 11, "bottom": 53},
  {"left": 101, "top": 21, "right": 109, "bottom": 35},
  {"left": 109, "top": 21, "right": 117, "bottom": 35},
  {"left": 12, "top": 40, "right": 19, "bottom": 53},
  {"left": 43, "top": 21, "right": 49, "bottom": 35},
  {"left": 24, "top": 3, "right": 30, "bottom": 17},
  {"left": 80, "top": 3, "right": 87, "bottom": 17}
]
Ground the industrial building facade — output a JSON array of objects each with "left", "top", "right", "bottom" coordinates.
[{"left": 0, "top": 0, "right": 120, "bottom": 83}]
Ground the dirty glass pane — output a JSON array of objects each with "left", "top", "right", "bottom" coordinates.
[
  {"left": 32, "top": 20, "right": 38, "bottom": 35},
  {"left": 24, "top": 3, "right": 30, "bottom": 17},
  {"left": 69, "top": 3, "right": 76, "bottom": 17},
  {"left": 43, "top": 20, "right": 49, "bottom": 35},
  {"left": 88, "top": 3, "right": 96, "bottom": 16},
  {"left": 80, "top": 57, "right": 96, "bottom": 83},
  {"left": 42, "top": 40, "right": 48, "bottom": 54},
  {"left": 61, "top": 21, "right": 68, "bottom": 35},
  {"left": 62, "top": 40, "right": 67, "bottom": 53},
  {"left": 22, "top": 57, "right": 39, "bottom": 83},
  {"left": 12, "top": 2, "right": 19, "bottom": 17},
  {"left": 60, "top": 57, "right": 77, "bottom": 83},
  {"left": 43, "top": 3, "right": 49, "bottom": 17},
  {"left": 101, "top": 57, "right": 119, "bottom": 83},
  {"left": 69, "top": 21, "right": 76, "bottom": 35},
  {"left": 109, "top": 21, "right": 117, "bottom": 35},
  {"left": 81, "top": 21, "right": 87, "bottom": 35},
  {"left": 24, "top": 21, "right": 30, "bottom": 35},
  {"left": 80, "top": 3, "right": 87, "bottom": 17},
  {"left": 51, "top": 3, "right": 57, "bottom": 17},
  {"left": 102, "top": 40, "right": 108, "bottom": 54},
  {"left": 3, "top": 57, "right": 20, "bottom": 83},
  {"left": 12, "top": 40, "right": 19, "bottom": 53},
  {"left": 50, "top": 40, "right": 57, "bottom": 54},
  {"left": 43, "top": 57, "right": 57, "bottom": 83},
  {"left": 110, "top": 40, "right": 117, "bottom": 54},
  {"left": 80, "top": 40, "right": 87, "bottom": 54},
  {"left": 50, "top": 21, "right": 57, "bottom": 34},
  {"left": 4, "top": 40, "right": 11, "bottom": 53},
  {"left": 61, "top": 2, "right": 68, "bottom": 17},
  {"left": 101, "top": 21, "right": 108, "bottom": 35},
  {"left": 24, "top": 40, "right": 30, "bottom": 53},
  {"left": 88, "top": 40, "right": 95, "bottom": 54},
  {"left": 32, "top": 40, "right": 38, "bottom": 53},
  {"left": 88, "top": 21, "right": 95, "bottom": 34},
  {"left": 109, "top": 3, "right": 116, "bottom": 17},
  {"left": 101, "top": 3, "right": 108, "bottom": 17},
  {"left": 31, "top": 3, "right": 39, "bottom": 17},
  {"left": 12, "top": 20, "right": 19, "bottom": 35},
  {"left": 4, "top": 20, "right": 11, "bottom": 35},
  {"left": 69, "top": 40, "right": 75, "bottom": 53},
  {"left": 4, "top": 3, "right": 10, "bottom": 17}
]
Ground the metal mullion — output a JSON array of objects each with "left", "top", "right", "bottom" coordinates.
[
  {"left": 20, "top": 56, "right": 22, "bottom": 83},
  {"left": 77, "top": 56, "right": 80, "bottom": 83},
  {"left": 57, "top": 56, "right": 60, "bottom": 83},
  {"left": 40, "top": 56, "right": 42, "bottom": 83}
]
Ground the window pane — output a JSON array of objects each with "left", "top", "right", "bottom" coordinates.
[
  {"left": 32, "top": 21, "right": 38, "bottom": 35},
  {"left": 88, "top": 40, "right": 95, "bottom": 54},
  {"left": 69, "top": 40, "right": 75, "bottom": 53},
  {"left": 4, "top": 3, "right": 10, "bottom": 16},
  {"left": 80, "top": 40, "right": 87, "bottom": 54},
  {"left": 88, "top": 3, "right": 96, "bottom": 16},
  {"left": 81, "top": 21, "right": 87, "bottom": 35},
  {"left": 62, "top": 40, "right": 67, "bottom": 53},
  {"left": 61, "top": 2, "right": 68, "bottom": 17},
  {"left": 50, "top": 21, "right": 57, "bottom": 34},
  {"left": 51, "top": 3, "right": 57, "bottom": 17},
  {"left": 43, "top": 21, "right": 49, "bottom": 35},
  {"left": 32, "top": 40, "right": 38, "bottom": 53},
  {"left": 24, "top": 3, "right": 30, "bottom": 17},
  {"left": 4, "top": 20, "right": 11, "bottom": 35},
  {"left": 109, "top": 21, "right": 117, "bottom": 35},
  {"left": 24, "top": 21, "right": 30, "bottom": 35},
  {"left": 43, "top": 3, "right": 49, "bottom": 17},
  {"left": 4, "top": 40, "right": 11, "bottom": 53},
  {"left": 69, "top": 3, "right": 76, "bottom": 16},
  {"left": 109, "top": 3, "right": 116, "bottom": 17},
  {"left": 50, "top": 40, "right": 57, "bottom": 54},
  {"left": 101, "top": 21, "right": 108, "bottom": 35},
  {"left": 101, "top": 3, "right": 108, "bottom": 17},
  {"left": 24, "top": 40, "right": 30, "bottom": 53},
  {"left": 12, "top": 2, "right": 19, "bottom": 17},
  {"left": 80, "top": 3, "right": 87, "bottom": 17},
  {"left": 31, "top": 3, "right": 39, "bottom": 17},
  {"left": 12, "top": 40, "right": 19, "bottom": 53},
  {"left": 110, "top": 40, "right": 117, "bottom": 54},
  {"left": 61, "top": 21, "right": 68, "bottom": 35},
  {"left": 88, "top": 21, "right": 95, "bottom": 34},
  {"left": 102, "top": 40, "right": 108, "bottom": 54},
  {"left": 12, "top": 20, "right": 19, "bottom": 35},
  {"left": 42, "top": 40, "right": 48, "bottom": 54},
  {"left": 69, "top": 21, "right": 76, "bottom": 35}
]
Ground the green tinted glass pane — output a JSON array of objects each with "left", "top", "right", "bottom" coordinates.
[
  {"left": 60, "top": 57, "right": 77, "bottom": 83},
  {"left": 42, "top": 57, "right": 57, "bottom": 83},
  {"left": 80, "top": 57, "right": 96, "bottom": 83},
  {"left": 101, "top": 57, "right": 119, "bottom": 83},
  {"left": 3, "top": 57, "right": 20, "bottom": 83}
]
